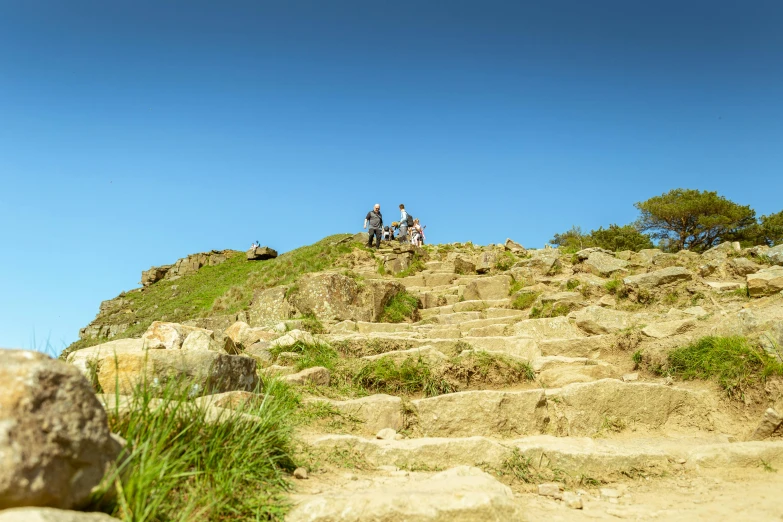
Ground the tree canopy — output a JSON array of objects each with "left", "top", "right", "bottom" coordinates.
[
  {"left": 634, "top": 189, "right": 756, "bottom": 252},
  {"left": 550, "top": 224, "right": 653, "bottom": 252}
]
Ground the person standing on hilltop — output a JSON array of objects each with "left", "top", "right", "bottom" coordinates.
[
  {"left": 363, "top": 203, "right": 383, "bottom": 249},
  {"left": 399, "top": 204, "right": 410, "bottom": 244}
]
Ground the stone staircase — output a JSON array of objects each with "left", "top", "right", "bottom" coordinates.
[{"left": 285, "top": 244, "right": 783, "bottom": 520}]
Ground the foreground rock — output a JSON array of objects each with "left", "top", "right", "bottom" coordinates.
[
  {"left": 0, "top": 351, "right": 120, "bottom": 510},
  {"left": 97, "top": 350, "right": 258, "bottom": 396},
  {"left": 0, "top": 508, "right": 119, "bottom": 521},
  {"left": 747, "top": 266, "right": 783, "bottom": 297},
  {"left": 623, "top": 266, "right": 692, "bottom": 289},
  {"left": 286, "top": 466, "right": 522, "bottom": 522},
  {"left": 141, "top": 321, "right": 216, "bottom": 351}
]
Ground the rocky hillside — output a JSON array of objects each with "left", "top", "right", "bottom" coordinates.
[{"left": 56, "top": 234, "right": 783, "bottom": 520}]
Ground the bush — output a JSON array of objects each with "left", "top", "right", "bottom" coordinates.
[
  {"left": 380, "top": 291, "right": 420, "bottom": 323},
  {"left": 660, "top": 336, "right": 783, "bottom": 399}
]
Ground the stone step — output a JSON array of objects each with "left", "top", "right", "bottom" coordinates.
[
  {"left": 418, "top": 300, "right": 511, "bottom": 318},
  {"left": 538, "top": 335, "right": 611, "bottom": 358},
  {"left": 511, "top": 316, "right": 585, "bottom": 340},
  {"left": 306, "top": 434, "right": 782, "bottom": 480},
  {"left": 325, "top": 333, "right": 541, "bottom": 359}
]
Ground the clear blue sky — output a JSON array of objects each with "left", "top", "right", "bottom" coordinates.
[{"left": 1, "top": 0, "right": 781, "bottom": 351}]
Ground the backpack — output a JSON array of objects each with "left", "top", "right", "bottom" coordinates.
[{"left": 406, "top": 214, "right": 414, "bottom": 227}]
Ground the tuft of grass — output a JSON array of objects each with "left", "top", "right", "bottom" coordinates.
[
  {"left": 509, "top": 279, "right": 525, "bottom": 295},
  {"left": 529, "top": 302, "right": 570, "bottom": 319},
  {"left": 605, "top": 278, "right": 623, "bottom": 295},
  {"left": 379, "top": 291, "right": 420, "bottom": 323},
  {"left": 511, "top": 291, "right": 539, "bottom": 310},
  {"left": 299, "top": 313, "right": 326, "bottom": 334},
  {"left": 632, "top": 349, "right": 643, "bottom": 370},
  {"left": 89, "top": 381, "right": 296, "bottom": 521},
  {"left": 353, "top": 356, "right": 454, "bottom": 397},
  {"left": 270, "top": 340, "right": 339, "bottom": 372},
  {"left": 495, "top": 251, "right": 516, "bottom": 271},
  {"left": 659, "top": 336, "right": 783, "bottom": 399},
  {"left": 565, "top": 279, "right": 581, "bottom": 291}
]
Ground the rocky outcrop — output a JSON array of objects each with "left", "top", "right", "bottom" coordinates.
[
  {"left": 141, "top": 250, "right": 235, "bottom": 287},
  {"left": 0, "top": 351, "right": 120, "bottom": 510},
  {"left": 504, "top": 238, "right": 526, "bottom": 254},
  {"left": 246, "top": 246, "right": 278, "bottom": 261},
  {"left": 463, "top": 275, "right": 511, "bottom": 301}
]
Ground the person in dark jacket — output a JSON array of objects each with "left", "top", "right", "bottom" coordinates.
[{"left": 363, "top": 204, "right": 383, "bottom": 249}]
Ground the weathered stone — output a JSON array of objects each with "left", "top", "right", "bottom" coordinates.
[
  {"left": 224, "top": 321, "right": 276, "bottom": 350},
  {"left": 293, "top": 467, "right": 309, "bottom": 480},
  {"left": 702, "top": 241, "right": 740, "bottom": 261},
  {"left": 747, "top": 267, "right": 783, "bottom": 297},
  {"left": 246, "top": 246, "right": 278, "bottom": 260},
  {"left": 766, "top": 244, "right": 783, "bottom": 265},
  {"left": 270, "top": 329, "right": 317, "bottom": 349},
  {"left": 0, "top": 351, "right": 120, "bottom": 510},
  {"left": 0, "top": 508, "right": 120, "bottom": 522},
  {"left": 314, "top": 395, "right": 403, "bottom": 433},
  {"left": 622, "top": 266, "right": 692, "bottom": 289},
  {"left": 181, "top": 330, "right": 226, "bottom": 353},
  {"left": 622, "top": 373, "right": 639, "bottom": 382},
  {"left": 376, "top": 428, "right": 398, "bottom": 440},
  {"left": 247, "top": 286, "right": 294, "bottom": 325},
  {"left": 641, "top": 319, "right": 697, "bottom": 339},
  {"left": 729, "top": 257, "right": 762, "bottom": 277},
  {"left": 283, "top": 366, "right": 330, "bottom": 386},
  {"left": 747, "top": 408, "right": 783, "bottom": 441},
  {"left": 412, "top": 390, "right": 548, "bottom": 437},
  {"left": 598, "top": 295, "right": 617, "bottom": 307},
  {"left": 512, "top": 316, "right": 583, "bottom": 340},
  {"left": 65, "top": 338, "right": 144, "bottom": 382},
  {"left": 504, "top": 238, "right": 526, "bottom": 254},
  {"left": 454, "top": 256, "right": 477, "bottom": 275},
  {"left": 538, "top": 363, "right": 618, "bottom": 388},
  {"left": 140, "top": 265, "right": 171, "bottom": 287},
  {"left": 141, "top": 321, "right": 214, "bottom": 351},
  {"left": 97, "top": 350, "right": 258, "bottom": 396},
  {"left": 571, "top": 306, "right": 639, "bottom": 335},
  {"left": 563, "top": 491, "right": 583, "bottom": 509},
  {"left": 538, "top": 482, "right": 562, "bottom": 497},
  {"left": 286, "top": 466, "right": 522, "bottom": 522},
  {"left": 476, "top": 251, "right": 499, "bottom": 274},
  {"left": 463, "top": 275, "right": 512, "bottom": 301},
  {"left": 583, "top": 251, "right": 629, "bottom": 277}
]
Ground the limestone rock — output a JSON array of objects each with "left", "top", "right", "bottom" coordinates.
[
  {"left": 289, "top": 272, "right": 406, "bottom": 322},
  {"left": 0, "top": 508, "right": 120, "bottom": 522},
  {"left": 412, "top": 390, "right": 548, "bottom": 437},
  {"left": 622, "top": 266, "right": 692, "bottom": 289},
  {"left": 247, "top": 286, "right": 294, "bottom": 325},
  {"left": 314, "top": 395, "right": 403, "bottom": 433},
  {"left": 463, "top": 275, "right": 512, "bottom": 301},
  {"left": 766, "top": 244, "right": 783, "bottom": 265},
  {"left": 97, "top": 350, "right": 258, "bottom": 396},
  {"left": 0, "top": 351, "right": 120, "bottom": 510},
  {"left": 376, "top": 428, "right": 398, "bottom": 440},
  {"left": 563, "top": 491, "right": 583, "bottom": 509},
  {"left": 246, "top": 246, "right": 278, "bottom": 260},
  {"left": 270, "top": 329, "right": 317, "bottom": 349},
  {"left": 65, "top": 338, "right": 144, "bottom": 382},
  {"left": 475, "top": 251, "right": 499, "bottom": 274},
  {"left": 538, "top": 482, "right": 562, "bottom": 497},
  {"left": 747, "top": 267, "right": 783, "bottom": 297},
  {"left": 598, "top": 295, "right": 616, "bottom": 307},
  {"left": 224, "top": 321, "right": 276, "bottom": 350},
  {"left": 641, "top": 319, "right": 697, "bottom": 339},
  {"left": 571, "top": 306, "right": 638, "bottom": 335},
  {"left": 504, "top": 238, "right": 526, "bottom": 254},
  {"left": 140, "top": 265, "right": 171, "bottom": 287},
  {"left": 729, "top": 257, "right": 762, "bottom": 277},
  {"left": 583, "top": 251, "right": 629, "bottom": 277},
  {"left": 283, "top": 366, "right": 331, "bottom": 386},
  {"left": 747, "top": 408, "right": 783, "bottom": 441},
  {"left": 141, "top": 321, "right": 214, "bottom": 351},
  {"left": 181, "top": 330, "right": 226, "bottom": 353},
  {"left": 512, "top": 316, "right": 583, "bottom": 340},
  {"left": 286, "top": 466, "right": 522, "bottom": 522},
  {"left": 453, "top": 256, "right": 476, "bottom": 275}
]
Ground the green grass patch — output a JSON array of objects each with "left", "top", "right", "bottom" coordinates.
[
  {"left": 299, "top": 313, "right": 326, "bottom": 334},
  {"left": 511, "top": 291, "right": 539, "bottom": 310},
  {"left": 529, "top": 302, "right": 570, "bottom": 319},
  {"left": 270, "top": 340, "right": 339, "bottom": 372},
  {"left": 565, "top": 279, "right": 580, "bottom": 291},
  {"left": 508, "top": 279, "right": 525, "bottom": 295},
  {"left": 353, "top": 356, "right": 454, "bottom": 397},
  {"left": 658, "top": 336, "right": 783, "bottom": 399},
  {"left": 379, "top": 291, "right": 420, "bottom": 323},
  {"left": 495, "top": 251, "right": 516, "bottom": 271},
  {"left": 604, "top": 278, "right": 622, "bottom": 294},
  {"left": 89, "top": 382, "right": 296, "bottom": 521}
]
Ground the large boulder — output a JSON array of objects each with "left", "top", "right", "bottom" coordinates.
[
  {"left": 141, "top": 321, "right": 215, "bottom": 351},
  {"left": 475, "top": 251, "right": 499, "bottom": 274},
  {"left": 622, "top": 266, "right": 692, "bottom": 289},
  {"left": 289, "top": 272, "right": 406, "bottom": 322},
  {"left": 65, "top": 338, "right": 144, "bottom": 383},
  {"left": 246, "top": 246, "right": 278, "bottom": 261},
  {"left": 286, "top": 466, "right": 522, "bottom": 522},
  {"left": 180, "top": 330, "right": 226, "bottom": 353},
  {"left": 747, "top": 266, "right": 783, "bottom": 297},
  {"left": 97, "top": 350, "right": 258, "bottom": 396},
  {"left": 583, "top": 251, "right": 629, "bottom": 277},
  {"left": 514, "top": 249, "right": 561, "bottom": 275},
  {"left": 453, "top": 256, "right": 476, "bottom": 275},
  {"left": 0, "top": 351, "right": 120, "bottom": 510},
  {"left": 463, "top": 275, "right": 511, "bottom": 301},
  {"left": 504, "top": 238, "right": 526, "bottom": 254},
  {"left": 247, "top": 286, "right": 295, "bottom": 326},
  {"left": 766, "top": 244, "right": 783, "bottom": 266}
]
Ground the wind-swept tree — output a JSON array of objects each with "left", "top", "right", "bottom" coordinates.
[{"left": 634, "top": 189, "right": 756, "bottom": 252}]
